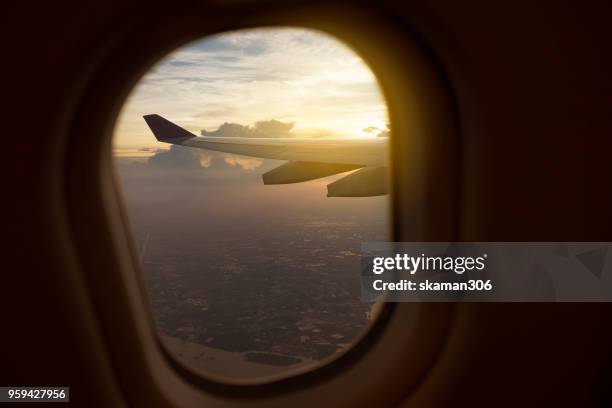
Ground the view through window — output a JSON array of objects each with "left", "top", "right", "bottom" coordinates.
[{"left": 113, "top": 28, "right": 391, "bottom": 382}]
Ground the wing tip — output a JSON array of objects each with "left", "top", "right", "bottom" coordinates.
[{"left": 143, "top": 114, "right": 195, "bottom": 142}]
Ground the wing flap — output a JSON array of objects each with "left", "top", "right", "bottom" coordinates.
[
  {"left": 327, "top": 166, "right": 388, "bottom": 197},
  {"left": 262, "top": 161, "right": 363, "bottom": 184}
]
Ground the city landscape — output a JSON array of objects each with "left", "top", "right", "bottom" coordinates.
[{"left": 115, "top": 152, "right": 389, "bottom": 379}]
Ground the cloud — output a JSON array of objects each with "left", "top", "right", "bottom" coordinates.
[
  {"left": 139, "top": 147, "right": 165, "bottom": 152},
  {"left": 201, "top": 119, "right": 294, "bottom": 138},
  {"left": 189, "top": 35, "right": 270, "bottom": 56},
  {"left": 223, "top": 156, "right": 262, "bottom": 171},
  {"left": 165, "top": 60, "right": 197, "bottom": 67},
  {"left": 362, "top": 123, "right": 390, "bottom": 138},
  {"left": 146, "top": 139, "right": 262, "bottom": 173},
  {"left": 254, "top": 120, "right": 294, "bottom": 137},
  {"left": 201, "top": 122, "right": 254, "bottom": 138},
  {"left": 200, "top": 154, "right": 213, "bottom": 168},
  {"left": 148, "top": 145, "right": 202, "bottom": 169},
  {"left": 377, "top": 123, "right": 390, "bottom": 138}
]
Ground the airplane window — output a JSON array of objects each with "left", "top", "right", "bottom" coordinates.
[{"left": 112, "top": 28, "right": 390, "bottom": 383}]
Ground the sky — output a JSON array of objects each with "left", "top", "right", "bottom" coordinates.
[{"left": 113, "top": 27, "right": 389, "bottom": 155}]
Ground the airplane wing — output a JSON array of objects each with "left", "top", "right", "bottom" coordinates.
[{"left": 143, "top": 114, "right": 388, "bottom": 197}]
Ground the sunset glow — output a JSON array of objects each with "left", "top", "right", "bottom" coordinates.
[{"left": 113, "top": 28, "right": 389, "bottom": 155}]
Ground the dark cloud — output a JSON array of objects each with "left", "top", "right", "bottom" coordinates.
[
  {"left": 201, "top": 119, "right": 294, "bottom": 138},
  {"left": 153, "top": 76, "right": 216, "bottom": 84},
  {"left": 189, "top": 38, "right": 238, "bottom": 53},
  {"left": 164, "top": 60, "right": 197, "bottom": 67},
  {"left": 191, "top": 36, "right": 269, "bottom": 56},
  {"left": 209, "top": 56, "right": 241, "bottom": 63}
]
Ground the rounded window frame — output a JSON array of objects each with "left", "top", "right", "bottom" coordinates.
[{"left": 65, "top": 2, "right": 458, "bottom": 406}]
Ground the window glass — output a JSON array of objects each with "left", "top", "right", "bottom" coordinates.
[{"left": 113, "top": 28, "right": 390, "bottom": 383}]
